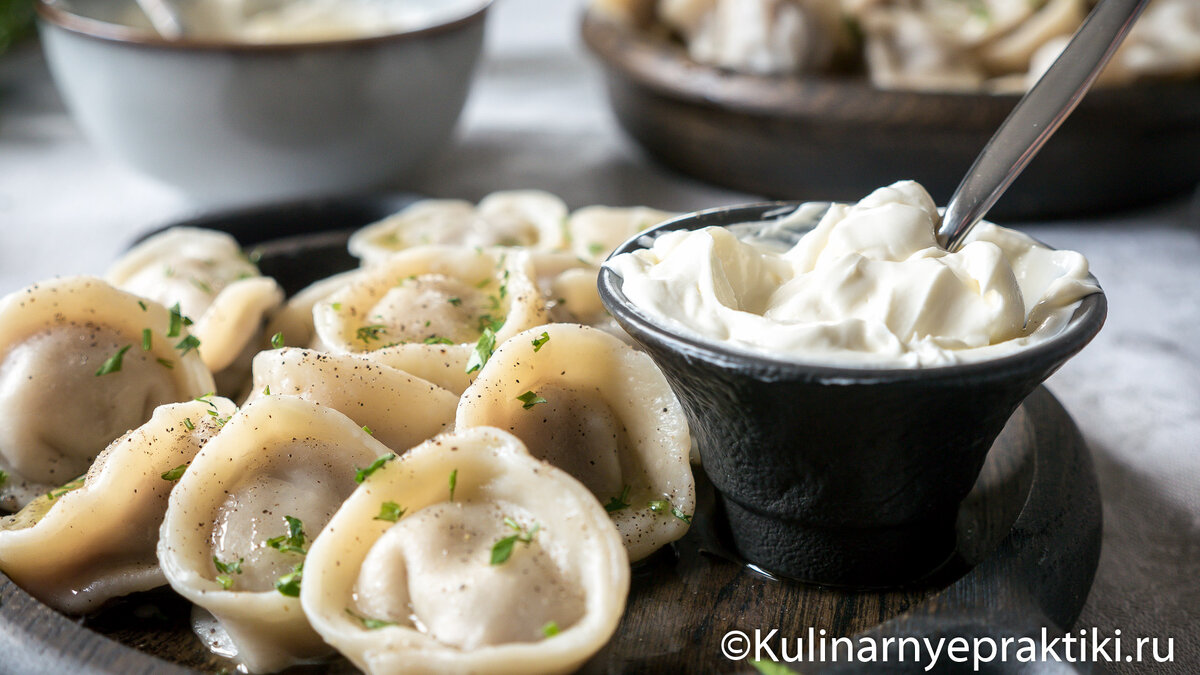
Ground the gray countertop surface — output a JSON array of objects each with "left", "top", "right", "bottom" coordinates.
[{"left": 1, "top": 0, "right": 1197, "bottom": 671}]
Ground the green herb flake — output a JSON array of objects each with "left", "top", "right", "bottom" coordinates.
[
  {"left": 270, "top": 332, "right": 285, "bottom": 349},
  {"left": 465, "top": 328, "right": 497, "bottom": 374},
  {"left": 331, "top": 302, "right": 343, "bottom": 311},
  {"left": 517, "top": 391, "right": 547, "bottom": 410},
  {"left": 275, "top": 563, "right": 303, "bottom": 597},
  {"left": 137, "top": 300, "right": 148, "bottom": 311},
  {"left": 374, "top": 501, "right": 406, "bottom": 523},
  {"left": 167, "top": 303, "right": 190, "bottom": 337},
  {"left": 215, "top": 574, "right": 233, "bottom": 590},
  {"left": 542, "top": 621, "right": 560, "bottom": 637},
  {"left": 648, "top": 498, "right": 693, "bottom": 524},
  {"left": 175, "top": 334, "right": 202, "bottom": 356},
  {"left": 141, "top": 328, "right": 152, "bottom": 351},
  {"left": 356, "top": 324, "right": 387, "bottom": 346},
  {"left": 362, "top": 425, "right": 374, "bottom": 435},
  {"left": 354, "top": 452, "right": 396, "bottom": 484},
  {"left": 191, "top": 278, "right": 213, "bottom": 294},
  {"left": 46, "top": 477, "right": 86, "bottom": 501},
  {"left": 0, "top": 470, "right": 8, "bottom": 489},
  {"left": 94, "top": 345, "right": 132, "bottom": 377},
  {"left": 161, "top": 464, "right": 189, "bottom": 481},
  {"left": 448, "top": 468, "right": 458, "bottom": 502},
  {"left": 183, "top": 417, "right": 195, "bottom": 431},
  {"left": 531, "top": 332, "right": 550, "bottom": 352},
  {"left": 447, "top": 297, "right": 462, "bottom": 306},
  {"left": 263, "top": 385, "right": 271, "bottom": 396},
  {"left": 345, "top": 608, "right": 395, "bottom": 630},
  {"left": 587, "top": 242, "right": 606, "bottom": 256},
  {"left": 265, "top": 515, "right": 308, "bottom": 555},
  {"left": 490, "top": 518, "right": 540, "bottom": 565},
  {"left": 604, "top": 485, "right": 632, "bottom": 513},
  {"left": 156, "top": 357, "right": 174, "bottom": 369},
  {"left": 423, "top": 336, "right": 455, "bottom": 345},
  {"left": 213, "top": 556, "right": 243, "bottom": 589}
]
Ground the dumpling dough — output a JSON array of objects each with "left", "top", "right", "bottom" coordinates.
[
  {"left": 157, "top": 396, "right": 396, "bottom": 673},
  {"left": 300, "top": 426, "right": 629, "bottom": 675},
  {"left": 456, "top": 324, "right": 694, "bottom": 561},
  {"left": 565, "top": 205, "right": 678, "bottom": 266},
  {"left": 0, "top": 397, "right": 235, "bottom": 613},
  {"left": 314, "top": 245, "right": 548, "bottom": 394},
  {"left": 0, "top": 277, "right": 215, "bottom": 508},
  {"left": 106, "top": 227, "right": 285, "bottom": 375},
  {"left": 348, "top": 191, "right": 569, "bottom": 266},
  {"left": 245, "top": 347, "right": 457, "bottom": 454},
  {"left": 264, "top": 269, "right": 364, "bottom": 353}
]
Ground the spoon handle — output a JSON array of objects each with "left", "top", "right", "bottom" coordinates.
[{"left": 937, "top": 0, "right": 1151, "bottom": 251}]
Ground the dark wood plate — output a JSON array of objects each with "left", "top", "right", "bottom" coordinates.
[
  {"left": 581, "top": 11, "right": 1200, "bottom": 220},
  {"left": 0, "top": 203, "right": 1103, "bottom": 673}
]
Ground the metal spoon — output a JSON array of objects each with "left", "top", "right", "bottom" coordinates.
[{"left": 936, "top": 0, "right": 1151, "bottom": 252}]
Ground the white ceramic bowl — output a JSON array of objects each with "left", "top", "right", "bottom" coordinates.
[{"left": 36, "top": 0, "right": 492, "bottom": 202}]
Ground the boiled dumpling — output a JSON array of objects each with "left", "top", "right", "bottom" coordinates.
[
  {"left": 565, "top": 205, "right": 678, "bottom": 266},
  {"left": 264, "top": 269, "right": 364, "bottom": 353},
  {"left": 106, "top": 227, "right": 284, "bottom": 376},
  {"left": 456, "top": 324, "right": 694, "bottom": 561},
  {"left": 0, "top": 277, "right": 215, "bottom": 509},
  {"left": 157, "top": 395, "right": 397, "bottom": 672},
  {"left": 300, "top": 426, "right": 629, "bottom": 675},
  {"left": 348, "top": 191, "right": 569, "bottom": 266},
  {"left": 313, "top": 245, "right": 548, "bottom": 394},
  {"left": 245, "top": 347, "right": 457, "bottom": 453},
  {"left": 0, "top": 396, "right": 235, "bottom": 613}
]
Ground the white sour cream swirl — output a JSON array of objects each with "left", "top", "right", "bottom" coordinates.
[{"left": 605, "top": 181, "right": 1099, "bottom": 368}]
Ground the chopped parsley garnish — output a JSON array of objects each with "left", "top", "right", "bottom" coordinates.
[
  {"left": 141, "top": 329, "right": 152, "bottom": 351},
  {"left": 137, "top": 300, "right": 148, "bottom": 311},
  {"left": 604, "top": 485, "right": 631, "bottom": 513},
  {"left": 0, "top": 470, "right": 7, "bottom": 489},
  {"left": 331, "top": 302, "right": 343, "bottom": 311},
  {"left": 262, "top": 385, "right": 271, "bottom": 396},
  {"left": 356, "top": 324, "right": 387, "bottom": 346},
  {"left": 361, "top": 425, "right": 374, "bottom": 435},
  {"left": 423, "top": 336, "right": 455, "bottom": 345},
  {"left": 374, "top": 501, "right": 405, "bottom": 522},
  {"left": 648, "top": 498, "right": 692, "bottom": 524},
  {"left": 275, "top": 563, "right": 303, "bottom": 597},
  {"left": 542, "top": 621, "right": 560, "bottom": 637},
  {"left": 167, "top": 303, "right": 192, "bottom": 338},
  {"left": 46, "top": 477, "right": 85, "bottom": 501},
  {"left": 517, "top": 391, "right": 547, "bottom": 410},
  {"left": 587, "top": 242, "right": 606, "bottom": 256},
  {"left": 270, "top": 332, "right": 285, "bottom": 349},
  {"left": 476, "top": 314, "right": 505, "bottom": 333},
  {"left": 161, "top": 464, "right": 188, "bottom": 481},
  {"left": 345, "top": 608, "right": 395, "bottom": 630},
  {"left": 156, "top": 357, "right": 174, "bottom": 369},
  {"left": 531, "top": 332, "right": 550, "bottom": 351},
  {"left": 354, "top": 452, "right": 396, "bottom": 483},
  {"left": 265, "top": 515, "right": 307, "bottom": 555},
  {"left": 175, "top": 334, "right": 201, "bottom": 356},
  {"left": 213, "top": 556, "right": 243, "bottom": 590},
  {"left": 94, "top": 345, "right": 131, "bottom": 376},
  {"left": 490, "top": 517, "right": 540, "bottom": 565},
  {"left": 183, "top": 417, "right": 195, "bottom": 431},
  {"left": 191, "top": 278, "right": 213, "bottom": 294},
  {"left": 465, "top": 327, "right": 497, "bottom": 374},
  {"left": 448, "top": 468, "right": 458, "bottom": 502},
  {"left": 447, "top": 297, "right": 462, "bottom": 306}
]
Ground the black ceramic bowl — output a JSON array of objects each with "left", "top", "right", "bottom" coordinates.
[{"left": 598, "top": 203, "right": 1107, "bottom": 587}]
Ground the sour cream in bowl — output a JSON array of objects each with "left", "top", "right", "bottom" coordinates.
[{"left": 598, "top": 181, "right": 1105, "bottom": 586}]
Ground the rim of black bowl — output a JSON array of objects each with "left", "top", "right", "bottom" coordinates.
[
  {"left": 597, "top": 202, "right": 1108, "bottom": 384},
  {"left": 35, "top": 0, "right": 492, "bottom": 51}
]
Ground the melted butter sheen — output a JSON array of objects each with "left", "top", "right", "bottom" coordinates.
[{"left": 606, "top": 181, "right": 1100, "bottom": 367}]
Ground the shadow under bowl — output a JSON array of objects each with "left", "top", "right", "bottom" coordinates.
[
  {"left": 35, "top": 0, "right": 492, "bottom": 203},
  {"left": 598, "top": 203, "right": 1107, "bottom": 587},
  {"left": 581, "top": 11, "right": 1200, "bottom": 220}
]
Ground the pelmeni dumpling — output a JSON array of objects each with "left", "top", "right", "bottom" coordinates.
[
  {"left": 158, "top": 396, "right": 397, "bottom": 673},
  {"left": 301, "top": 426, "right": 629, "bottom": 675},
  {"left": 106, "top": 227, "right": 285, "bottom": 375},
  {"left": 0, "top": 396, "right": 235, "bottom": 613},
  {"left": 348, "top": 191, "right": 569, "bottom": 265},
  {"left": 314, "top": 246, "right": 548, "bottom": 393},
  {"left": 0, "top": 277, "right": 215, "bottom": 507},
  {"left": 565, "top": 206, "right": 679, "bottom": 265},
  {"left": 264, "top": 269, "right": 364, "bottom": 353},
  {"left": 456, "top": 324, "right": 694, "bottom": 561},
  {"left": 245, "top": 348, "right": 457, "bottom": 453}
]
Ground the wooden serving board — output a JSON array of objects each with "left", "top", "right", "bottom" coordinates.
[{"left": 0, "top": 199, "right": 1102, "bottom": 674}]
